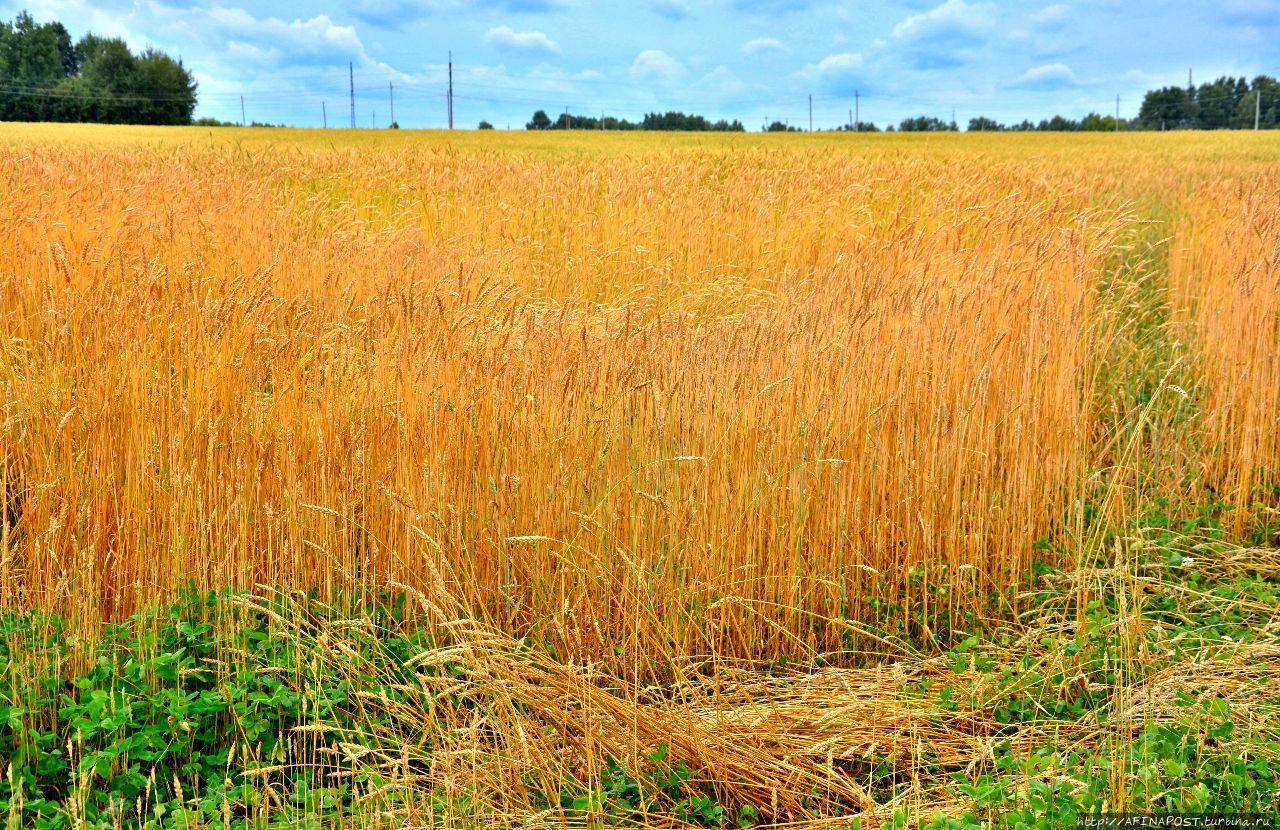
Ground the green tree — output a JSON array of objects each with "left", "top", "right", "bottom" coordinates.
[
  {"left": 131, "top": 48, "right": 197, "bottom": 125},
  {"left": 898, "top": 115, "right": 950, "bottom": 132},
  {"left": 1081, "top": 112, "right": 1118, "bottom": 131},
  {"left": 967, "top": 116, "right": 1004, "bottom": 131},
  {"left": 0, "top": 12, "right": 197, "bottom": 125},
  {"left": 1137, "top": 86, "right": 1190, "bottom": 129}
]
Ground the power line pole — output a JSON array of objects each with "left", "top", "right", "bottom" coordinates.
[
  {"left": 855, "top": 90, "right": 860, "bottom": 132},
  {"left": 322, "top": 101, "right": 327, "bottom": 129},
  {"left": 1115, "top": 95, "right": 1120, "bottom": 131},
  {"left": 1256, "top": 88, "right": 1262, "bottom": 130},
  {"left": 240, "top": 95, "right": 245, "bottom": 127},
  {"left": 808, "top": 94, "right": 812, "bottom": 132},
  {"left": 848, "top": 108, "right": 853, "bottom": 131},
  {"left": 447, "top": 52, "right": 454, "bottom": 130},
  {"left": 349, "top": 62, "right": 356, "bottom": 129},
  {"left": 389, "top": 82, "right": 395, "bottom": 127}
]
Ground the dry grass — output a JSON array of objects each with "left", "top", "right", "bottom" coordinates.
[
  {"left": 1172, "top": 179, "right": 1280, "bottom": 523},
  {"left": 1, "top": 132, "right": 1132, "bottom": 669}
]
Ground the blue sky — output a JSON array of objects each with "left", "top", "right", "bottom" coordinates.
[{"left": 8, "top": 0, "right": 1279, "bottom": 128}]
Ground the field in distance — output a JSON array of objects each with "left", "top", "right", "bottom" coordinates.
[{"left": 1, "top": 124, "right": 1277, "bottom": 828}]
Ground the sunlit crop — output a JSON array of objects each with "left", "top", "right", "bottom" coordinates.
[{"left": 1, "top": 125, "right": 1278, "bottom": 827}]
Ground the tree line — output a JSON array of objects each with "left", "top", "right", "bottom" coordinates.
[
  {"left": 961, "top": 75, "right": 1280, "bottom": 132},
  {"left": 525, "top": 110, "right": 745, "bottom": 131},
  {"left": 0, "top": 11, "right": 196, "bottom": 125},
  {"left": 525, "top": 75, "right": 1280, "bottom": 133}
]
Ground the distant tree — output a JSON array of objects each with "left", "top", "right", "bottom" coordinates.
[
  {"left": 1081, "top": 112, "right": 1119, "bottom": 131},
  {"left": 525, "top": 109, "right": 743, "bottom": 132},
  {"left": 765, "top": 120, "right": 798, "bottom": 132},
  {"left": 1196, "top": 76, "right": 1250, "bottom": 129},
  {"left": 967, "top": 116, "right": 1004, "bottom": 131},
  {"left": 478, "top": 120, "right": 494, "bottom": 129},
  {"left": 1038, "top": 114, "right": 1081, "bottom": 131},
  {"left": 898, "top": 115, "right": 951, "bottom": 132},
  {"left": 1138, "top": 85, "right": 1191, "bottom": 129}
]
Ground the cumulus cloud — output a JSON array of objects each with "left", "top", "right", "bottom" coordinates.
[
  {"left": 485, "top": 25, "right": 561, "bottom": 53},
  {"left": 813, "top": 52, "right": 864, "bottom": 74},
  {"left": 799, "top": 51, "right": 864, "bottom": 92},
  {"left": 141, "top": 6, "right": 368, "bottom": 68},
  {"left": 742, "top": 37, "right": 785, "bottom": 54},
  {"left": 630, "top": 49, "right": 684, "bottom": 80},
  {"left": 893, "top": 0, "right": 995, "bottom": 41},
  {"left": 1010, "top": 62, "right": 1077, "bottom": 89},
  {"left": 1030, "top": 3, "right": 1070, "bottom": 28},
  {"left": 890, "top": 0, "right": 996, "bottom": 69}
]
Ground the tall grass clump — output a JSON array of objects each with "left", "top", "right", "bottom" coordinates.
[{"left": 1172, "top": 180, "right": 1280, "bottom": 528}]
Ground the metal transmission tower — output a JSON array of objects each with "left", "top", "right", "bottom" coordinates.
[
  {"left": 349, "top": 63, "right": 356, "bottom": 128},
  {"left": 447, "top": 53, "right": 455, "bottom": 129}
]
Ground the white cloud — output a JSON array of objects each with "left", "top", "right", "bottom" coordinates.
[
  {"left": 813, "top": 52, "right": 864, "bottom": 74},
  {"left": 889, "top": 0, "right": 996, "bottom": 69},
  {"left": 742, "top": 37, "right": 785, "bottom": 54},
  {"left": 484, "top": 25, "right": 561, "bottom": 54},
  {"left": 892, "top": 0, "right": 995, "bottom": 41},
  {"left": 1011, "top": 62, "right": 1076, "bottom": 89},
  {"left": 630, "top": 49, "right": 685, "bottom": 81},
  {"left": 1030, "top": 3, "right": 1069, "bottom": 27}
]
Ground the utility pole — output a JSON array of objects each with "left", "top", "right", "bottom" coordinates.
[
  {"left": 808, "top": 94, "right": 813, "bottom": 132},
  {"left": 240, "top": 95, "right": 245, "bottom": 126},
  {"left": 372, "top": 110, "right": 375, "bottom": 129},
  {"left": 447, "top": 52, "right": 454, "bottom": 130},
  {"left": 1115, "top": 95, "right": 1120, "bottom": 131},
  {"left": 848, "top": 108, "right": 853, "bottom": 131},
  {"left": 322, "top": 101, "right": 327, "bottom": 129},
  {"left": 389, "top": 82, "right": 395, "bottom": 127},
  {"left": 349, "top": 62, "right": 356, "bottom": 128},
  {"left": 1256, "top": 88, "right": 1262, "bottom": 130},
  {"left": 855, "top": 90, "right": 860, "bottom": 132}
]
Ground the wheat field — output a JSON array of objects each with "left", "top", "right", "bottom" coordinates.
[{"left": 1, "top": 125, "right": 1278, "bottom": 827}]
